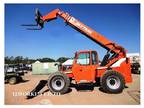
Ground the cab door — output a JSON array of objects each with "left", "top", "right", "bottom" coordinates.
[{"left": 72, "top": 51, "right": 98, "bottom": 83}]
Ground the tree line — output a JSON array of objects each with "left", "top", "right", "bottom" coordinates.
[{"left": 5, "top": 56, "right": 69, "bottom": 64}]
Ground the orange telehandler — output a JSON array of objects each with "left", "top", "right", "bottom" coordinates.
[{"left": 25, "top": 8, "right": 132, "bottom": 94}]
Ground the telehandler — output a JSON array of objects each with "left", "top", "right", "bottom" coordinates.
[{"left": 24, "top": 8, "right": 132, "bottom": 94}]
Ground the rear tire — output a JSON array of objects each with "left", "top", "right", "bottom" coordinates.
[
  {"left": 47, "top": 72, "right": 70, "bottom": 94},
  {"left": 9, "top": 77, "right": 17, "bottom": 85},
  {"left": 101, "top": 70, "right": 125, "bottom": 93}
]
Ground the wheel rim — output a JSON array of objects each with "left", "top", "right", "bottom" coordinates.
[
  {"left": 9, "top": 78, "right": 16, "bottom": 84},
  {"left": 106, "top": 76, "right": 120, "bottom": 90},
  {"left": 51, "top": 77, "right": 65, "bottom": 91}
]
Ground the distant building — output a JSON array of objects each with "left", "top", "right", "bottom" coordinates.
[
  {"left": 62, "top": 59, "right": 74, "bottom": 66},
  {"left": 32, "top": 61, "right": 60, "bottom": 75}
]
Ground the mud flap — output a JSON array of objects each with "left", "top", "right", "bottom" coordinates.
[{"left": 26, "top": 80, "right": 48, "bottom": 99}]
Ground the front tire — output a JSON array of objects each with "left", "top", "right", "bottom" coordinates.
[
  {"left": 47, "top": 72, "right": 70, "bottom": 94},
  {"left": 101, "top": 70, "right": 125, "bottom": 93}
]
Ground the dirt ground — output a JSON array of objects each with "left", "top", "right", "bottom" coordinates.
[{"left": 5, "top": 72, "right": 140, "bottom": 105}]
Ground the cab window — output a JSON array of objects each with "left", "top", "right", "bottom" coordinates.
[
  {"left": 92, "top": 51, "right": 98, "bottom": 65},
  {"left": 77, "top": 53, "right": 90, "bottom": 65}
]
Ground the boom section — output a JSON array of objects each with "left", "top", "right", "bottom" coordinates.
[{"left": 41, "top": 9, "right": 126, "bottom": 56}]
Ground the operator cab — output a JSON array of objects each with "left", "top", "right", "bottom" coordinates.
[
  {"left": 74, "top": 50, "right": 99, "bottom": 65},
  {"left": 72, "top": 50, "right": 99, "bottom": 83}
]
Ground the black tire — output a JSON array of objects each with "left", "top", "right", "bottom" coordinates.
[
  {"left": 47, "top": 72, "right": 70, "bottom": 94},
  {"left": 9, "top": 76, "right": 17, "bottom": 85},
  {"left": 101, "top": 70, "right": 125, "bottom": 93}
]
